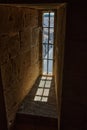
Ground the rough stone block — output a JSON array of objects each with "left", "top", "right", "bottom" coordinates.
[
  {"left": 8, "top": 33, "right": 20, "bottom": 59},
  {"left": 29, "top": 9, "right": 38, "bottom": 27},
  {"left": 31, "top": 27, "right": 40, "bottom": 47},
  {"left": 23, "top": 8, "right": 31, "bottom": 27},
  {"left": 20, "top": 27, "right": 32, "bottom": 53},
  {"left": 0, "top": 35, "right": 9, "bottom": 64},
  {"left": 0, "top": 6, "right": 24, "bottom": 33}
]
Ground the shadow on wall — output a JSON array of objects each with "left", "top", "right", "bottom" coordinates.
[{"left": 0, "top": 5, "right": 40, "bottom": 129}]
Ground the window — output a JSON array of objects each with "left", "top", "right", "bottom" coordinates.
[{"left": 42, "top": 12, "right": 55, "bottom": 75}]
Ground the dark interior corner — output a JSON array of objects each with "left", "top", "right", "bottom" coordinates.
[{"left": 0, "top": 1, "right": 87, "bottom": 130}]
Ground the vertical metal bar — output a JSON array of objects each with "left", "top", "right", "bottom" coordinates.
[
  {"left": 42, "top": 13, "right": 44, "bottom": 74},
  {"left": 47, "top": 12, "right": 50, "bottom": 74},
  {"left": 52, "top": 12, "right": 54, "bottom": 75}
]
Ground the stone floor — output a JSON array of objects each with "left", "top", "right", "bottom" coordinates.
[{"left": 17, "top": 75, "right": 58, "bottom": 119}]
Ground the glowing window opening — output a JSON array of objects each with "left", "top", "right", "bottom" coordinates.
[{"left": 42, "top": 12, "right": 55, "bottom": 75}]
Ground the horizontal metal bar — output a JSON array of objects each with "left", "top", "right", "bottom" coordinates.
[
  {"left": 42, "top": 58, "right": 54, "bottom": 60},
  {"left": 42, "top": 43, "right": 54, "bottom": 45},
  {"left": 42, "top": 27, "right": 54, "bottom": 28}
]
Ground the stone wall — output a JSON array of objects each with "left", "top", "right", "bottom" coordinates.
[
  {"left": 0, "top": 5, "right": 40, "bottom": 128},
  {"left": 54, "top": 5, "right": 66, "bottom": 129}
]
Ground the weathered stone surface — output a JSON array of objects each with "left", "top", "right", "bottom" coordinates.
[
  {"left": 8, "top": 33, "right": 20, "bottom": 59},
  {"left": 0, "top": 35, "right": 9, "bottom": 64},
  {"left": 0, "top": 5, "right": 40, "bottom": 128},
  {"left": 0, "top": 6, "right": 24, "bottom": 33},
  {"left": 29, "top": 9, "right": 38, "bottom": 27},
  {"left": 20, "top": 27, "right": 32, "bottom": 53},
  {"left": 23, "top": 8, "right": 31, "bottom": 27},
  {"left": 31, "top": 27, "right": 40, "bottom": 47}
]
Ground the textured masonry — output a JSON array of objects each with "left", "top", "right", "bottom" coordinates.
[{"left": 0, "top": 5, "right": 40, "bottom": 128}]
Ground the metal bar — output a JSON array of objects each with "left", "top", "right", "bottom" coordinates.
[
  {"left": 42, "top": 43, "right": 54, "bottom": 45},
  {"left": 42, "top": 27, "right": 54, "bottom": 28},
  {"left": 46, "top": 12, "right": 49, "bottom": 74},
  {"left": 42, "top": 58, "right": 54, "bottom": 60},
  {"left": 47, "top": 12, "right": 50, "bottom": 74}
]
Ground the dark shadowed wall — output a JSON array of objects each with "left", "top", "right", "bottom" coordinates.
[{"left": 60, "top": 3, "right": 87, "bottom": 130}]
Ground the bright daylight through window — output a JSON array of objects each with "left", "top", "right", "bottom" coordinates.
[
  {"left": 34, "top": 12, "right": 54, "bottom": 102},
  {"left": 34, "top": 76, "right": 52, "bottom": 102},
  {"left": 42, "top": 12, "right": 54, "bottom": 75}
]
